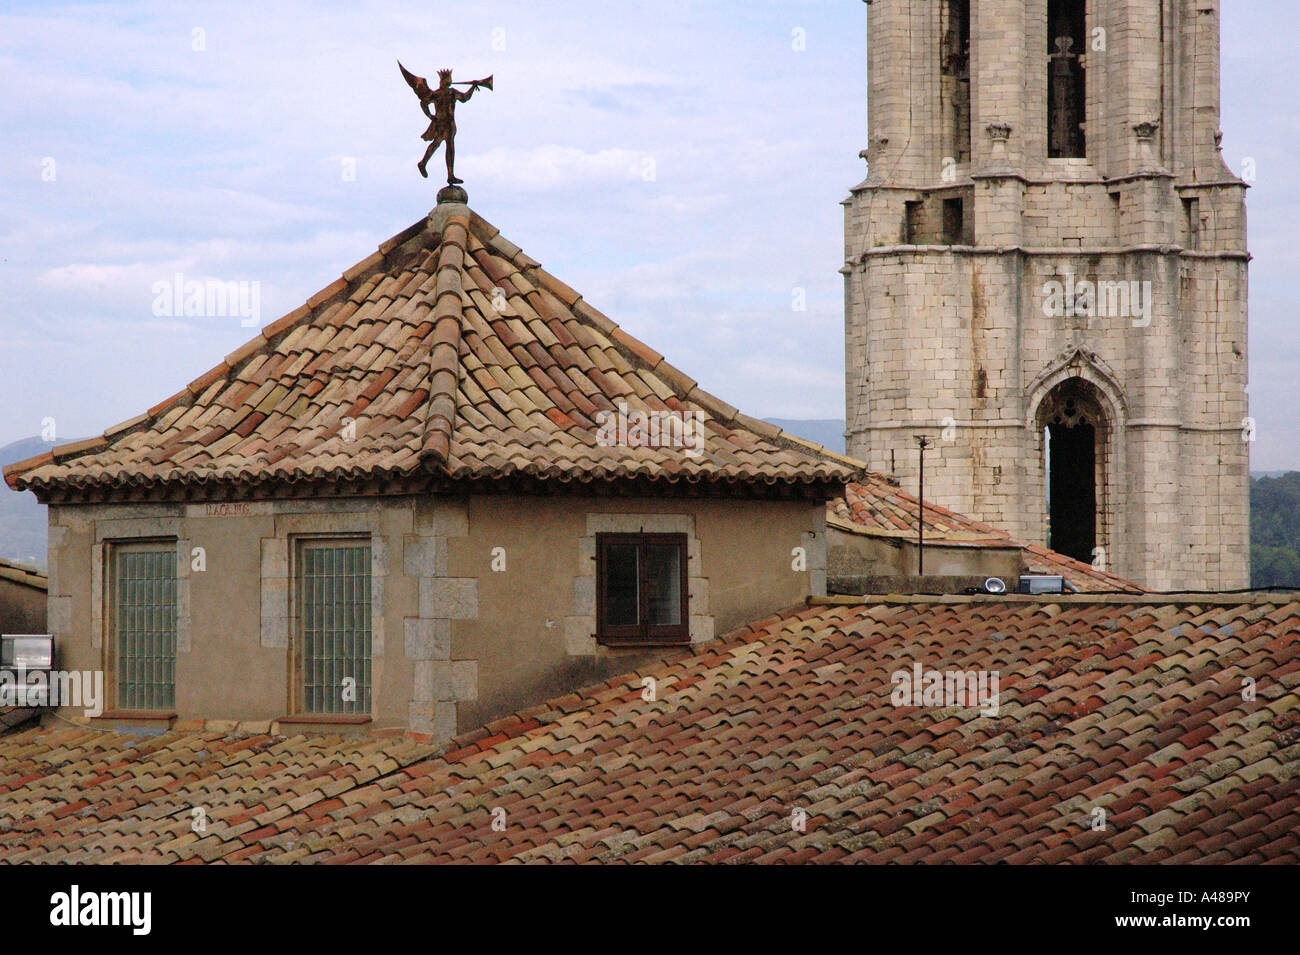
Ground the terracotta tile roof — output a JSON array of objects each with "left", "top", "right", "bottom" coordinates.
[
  {"left": 829, "top": 478, "right": 1145, "bottom": 593},
  {"left": 0, "top": 558, "right": 46, "bottom": 593},
  {"left": 3, "top": 594, "right": 1297, "bottom": 863},
  {"left": 0, "top": 708, "right": 40, "bottom": 735},
  {"left": 4, "top": 208, "right": 860, "bottom": 499}
]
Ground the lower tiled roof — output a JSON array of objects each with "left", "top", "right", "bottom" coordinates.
[
  {"left": 0, "top": 558, "right": 46, "bottom": 592},
  {"left": 2, "top": 594, "right": 1297, "bottom": 863},
  {"left": 0, "top": 709, "right": 40, "bottom": 734},
  {"left": 829, "top": 479, "right": 1145, "bottom": 593}
]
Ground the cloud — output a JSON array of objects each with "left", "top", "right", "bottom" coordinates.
[{"left": 471, "top": 144, "right": 656, "bottom": 191}]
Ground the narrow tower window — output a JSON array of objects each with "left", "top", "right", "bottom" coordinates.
[
  {"left": 1183, "top": 197, "right": 1201, "bottom": 249},
  {"left": 940, "top": 0, "right": 972, "bottom": 164},
  {"left": 1047, "top": 0, "right": 1087, "bottom": 158},
  {"left": 942, "top": 198, "right": 965, "bottom": 245},
  {"left": 904, "top": 200, "right": 924, "bottom": 244}
]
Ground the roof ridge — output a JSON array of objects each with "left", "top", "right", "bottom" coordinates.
[
  {"left": 810, "top": 593, "right": 1299, "bottom": 606},
  {"left": 0, "top": 559, "right": 47, "bottom": 591},
  {"left": 775, "top": 430, "right": 871, "bottom": 470},
  {"left": 420, "top": 211, "right": 471, "bottom": 464}
]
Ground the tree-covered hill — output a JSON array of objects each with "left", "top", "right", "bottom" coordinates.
[{"left": 1252, "top": 472, "right": 1300, "bottom": 588}]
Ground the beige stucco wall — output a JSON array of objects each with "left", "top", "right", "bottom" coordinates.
[
  {"left": 452, "top": 495, "right": 824, "bottom": 730},
  {"left": 827, "top": 526, "right": 1022, "bottom": 587},
  {"left": 46, "top": 499, "right": 418, "bottom": 729},
  {"left": 44, "top": 492, "right": 826, "bottom": 738},
  {"left": 0, "top": 573, "right": 46, "bottom": 635}
]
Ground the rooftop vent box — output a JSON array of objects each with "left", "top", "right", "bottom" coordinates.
[
  {"left": 0, "top": 634, "right": 55, "bottom": 709},
  {"left": 1, "top": 634, "right": 53, "bottom": 670},
  {"left": 1017, "top": 575, "right": 1070, "bottom": 595}
]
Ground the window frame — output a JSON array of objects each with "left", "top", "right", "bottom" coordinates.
[
  {"left": 105, "top": 537, "right": 178, "bottom": 713},
  {"left": 291, "top": 534, "right": 374, "bottom": 717},
  {"left": 595, "top": 532, "right": 690, "bottom": 646}
]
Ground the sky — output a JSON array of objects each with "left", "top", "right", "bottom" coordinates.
[{"left": 1, "top": 0, "right": 1296, "bottom": 469}]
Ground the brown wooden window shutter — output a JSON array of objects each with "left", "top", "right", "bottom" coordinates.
[{"left": 595, "top": 533, "right": 689, "bottom": 646}]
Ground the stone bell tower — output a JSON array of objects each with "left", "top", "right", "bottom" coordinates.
[{"left": 843, "top": 0, "right": 1249, "bottom": 591}]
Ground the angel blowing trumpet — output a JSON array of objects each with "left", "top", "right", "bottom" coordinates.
[{"left": 398, "top": 61, "right": 493, "bottom": 184}]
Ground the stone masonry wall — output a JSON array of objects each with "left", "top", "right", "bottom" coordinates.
[{"left": 845, "top": 0, "right": 1248, "bottom": 590}]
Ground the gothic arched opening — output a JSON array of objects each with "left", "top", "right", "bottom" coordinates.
[{"left": 1040, "top": 378, "right": 1108, "bottom": 564}]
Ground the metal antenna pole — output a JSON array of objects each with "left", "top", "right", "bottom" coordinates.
[{"left": 916, "top": 436, "right": 933, "bottom": 577}]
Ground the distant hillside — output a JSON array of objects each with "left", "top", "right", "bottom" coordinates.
[
  {"left": 1252, "top": 472, "right": 1300, "bottom": 588},
  {"left": 764, "top": 418, "right": 846, "bottom": 455},
  {"left": 0, "top": 435, "right": 85, "bottom": 570}
]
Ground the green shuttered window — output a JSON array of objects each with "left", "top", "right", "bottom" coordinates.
[
  {"left": 297, "top": 539, "right": 372, "bottom": 715},
  {"left": 111, "top": 544, "right": 178, "bottom": 711}
]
